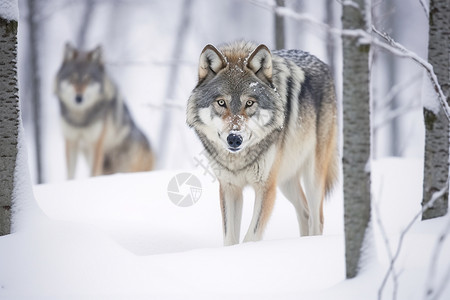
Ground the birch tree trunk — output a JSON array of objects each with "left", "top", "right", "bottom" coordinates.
[
  {"left": 422, "top": 0, "right": 450, "bottom": 220},
  {"left": 342, "top": 0, "right": 372, "bottom": 279},
  {"left": 0, "top": 16, "right": 19, "bottom": 236}
]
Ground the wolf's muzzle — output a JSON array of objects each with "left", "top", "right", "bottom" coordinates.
[
  {"left": 227, "top": 133, "right": 243, "bottom": 152},
  {"left": 75, "top": 95, "right": 83, "bottom": 104}
]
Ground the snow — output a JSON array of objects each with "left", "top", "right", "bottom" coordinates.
[
  {"left": 8, "top": 0, "right": 448, "bottom": 298},
  {"left": 421, "top": 71, "right": 441, "bottom": 114},
  {"left": 0, "top": 0, "right": 18, "bottom": 21},
  {"left": 11, "top": 119, "right": 46, "bottom": 232},
  {"left": 1, "top": 158, "right": 449, "bottom": 299}
]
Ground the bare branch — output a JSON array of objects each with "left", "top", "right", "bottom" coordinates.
[
  {"left": 419, "top": 0, "right": 430, "bottom": 19},
  {"left": 23, "top": 0, "right": 151, "bottom": 23},
  {"left": 249, "top": 0, "right": 449, "bottom": 122},
  {"left": 429, "top": 265, "right": 450, "bottom": 300},
  {"left": 378, "top": 183, "right": 449, "bottom": 299},
  {"left": 373, "top": 102, "right": 421, "bottom": 129},
  {"left": 246, "top": 2, "right": 450, "bottom": 296},
  {"left": 425, "top": 215, "right": 450, "bottom": 300},
  {"left": 371, "top": 27, "right": 450, "bottom": 122},
  {"left": 375, "top": 73, "right": 422, "bottom": 111},
  {"left": 248, "top": 0, "right": 335, "bottom": 33},
  {"left": 374, "top": 180, "right": 399, "bottom": 300}
]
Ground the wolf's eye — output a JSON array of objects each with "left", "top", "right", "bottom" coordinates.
[
  {"left": 217, "top": 99, "right": 226, "bottom": 107},
  {"left": 246, "top": 100, "right": 254, "bottom": 107}
]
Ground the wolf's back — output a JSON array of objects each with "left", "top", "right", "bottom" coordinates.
[{"left": 273, "top": 49, "right": 338, "bottom": 197}]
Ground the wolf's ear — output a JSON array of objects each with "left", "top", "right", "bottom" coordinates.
[
  {"left": 88, "top": 45, "right": 103, "bottom": 65},
  {"left": 247, "top": 44, "right": 273, "bottom": 83},
  {"left": 64, "top": 42, "right": 77, "bottom": 62},
  {"left": 198, "top": 44, "right": 227, "bottom": 82}
]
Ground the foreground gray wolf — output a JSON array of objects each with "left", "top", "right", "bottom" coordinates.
[
  {"left": 55, "top": 43, "right": 154, "bottom": 179},
  {"left": 187, "top": 41, "right": 338, "bottom": 245}
]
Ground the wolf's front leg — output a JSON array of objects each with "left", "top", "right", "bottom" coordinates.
[
  {"left": 243, "top": 179, "right": 277, "bottom": 243},
  {"left": 91, "top": 124, "right": 108, "bottom": 176},
  {"left": 219, "top": 183, "right": 243, "bottom": 246},
  {"left": 65, "top": 139, "right": 78, "bottom": 180}
]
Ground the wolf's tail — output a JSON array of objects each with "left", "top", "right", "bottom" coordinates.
[{"left": 325, "top": 138, "right": 339, "bottom": 198}]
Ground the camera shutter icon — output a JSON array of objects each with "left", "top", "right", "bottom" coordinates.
[{"left": 167, "top": 173, "right": 202, "bottom": 207}]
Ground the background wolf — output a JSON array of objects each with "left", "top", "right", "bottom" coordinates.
[
  {"left": 187, "top": 41, "right": 338, "bottom": 246},
  {"left": 55, "top": 43, "right": 154, "bottom": 179}
]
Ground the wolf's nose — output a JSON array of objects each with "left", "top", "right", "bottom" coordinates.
[
  {"left": 75, "top": 95, "right": 83, "bottom": 104},
  {"left": 227, "top": 133, "right": 243, "bottom": 150}
]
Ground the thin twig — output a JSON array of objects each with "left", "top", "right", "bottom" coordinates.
[
  {"left": 371, "top": 27, "right": 450, "bottom": 122},
  {"left": 419, "top": 0, "right": 430, "bottom": 19},
  {"left": 425, "top": 215, "right": 450, "bottom": 300},
  {"left": 248, "top": 0, "right": 450, "bottom": 123},
  {"left": 373, "top": 102, "right": 421, "bottom": 129},
  {"left": 430, "top": 265, "right": 450, "bottom": 300},
  {"left": 375, "top": 73, "right": 422, "bottom": 111},
  {"left": 375, "top": 179, "right": 399, "bottom": 300},
  {"left": 246, "top": 2, "right": 450, "bottom": 298},
  {"left": 378, "top": 183, "right": 449, "bottom": 299}
]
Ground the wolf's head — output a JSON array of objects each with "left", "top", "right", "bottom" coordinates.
[
  {"left": 55, "top": 43, "right": 114, "bottom": 110},
  {"left": 187, "top": 42, "right": 284, "bottom": 154}
]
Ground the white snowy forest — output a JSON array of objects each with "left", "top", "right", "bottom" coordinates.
[{"left": 1, "top": 0, "right": 450, "bottom": 299}]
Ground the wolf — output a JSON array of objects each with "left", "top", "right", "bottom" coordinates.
[
  {"left": 187, "top": 41, "right": 338, "bottom": 246},
  {"left": 54, "top": 43, "right": 154, "bottom": 179}
]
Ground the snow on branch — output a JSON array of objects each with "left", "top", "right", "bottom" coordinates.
[
  {"left": 249, "top": 0, "right": 332, "bottom": 32},
  {"left": 337, "top": 0, "right": 360, "bottom": 10},
  {"left": 248, "top": 0, "right": 450, "bottom": 123},
  {"left": 0, "top": 0, "right": 18, "bottom": 21},
  {"left": 371, "top": 27, "right": 450, "bottom": 122}
]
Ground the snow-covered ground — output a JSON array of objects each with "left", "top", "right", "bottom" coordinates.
[
  {"left": 1, "top": 158, "right": 449, "bottom": 299},
  {"left": 6, "top": 0, "right": 448, "bottom": 298}
]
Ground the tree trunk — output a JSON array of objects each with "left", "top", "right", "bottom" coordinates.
[
  {"left": 157, "top": 0, "right": 193, "bottom": 167},
  {"left": 292, "top": 0, "right": 305, "bottom": 49},
  {"left": 342, "top": 0, "right": 372, "bottom": 279},
  {"left": 76, "top": 0, "right": 95, "bottom": 49},
  {"left": 26, "top": 0, "right": 43, "bottom": 183},
  {"left": 325, "top": 0, "right": 335, "bottom": 76},
  {"left": 0, "top": 17, "right": 19, "bottom": 236},
  {"left": 422, "top": 0, "right": 450, "bottom": 220},
  {"left": 274, "top": 0, "right": 285, "bottom": 50},
  {"left": 386, "top": 0, "right": 400, "bottom": 156}
]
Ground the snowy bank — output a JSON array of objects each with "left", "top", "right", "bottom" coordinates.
[{"left": 0, "top": 158, "right": 449, "bottom": 299}]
